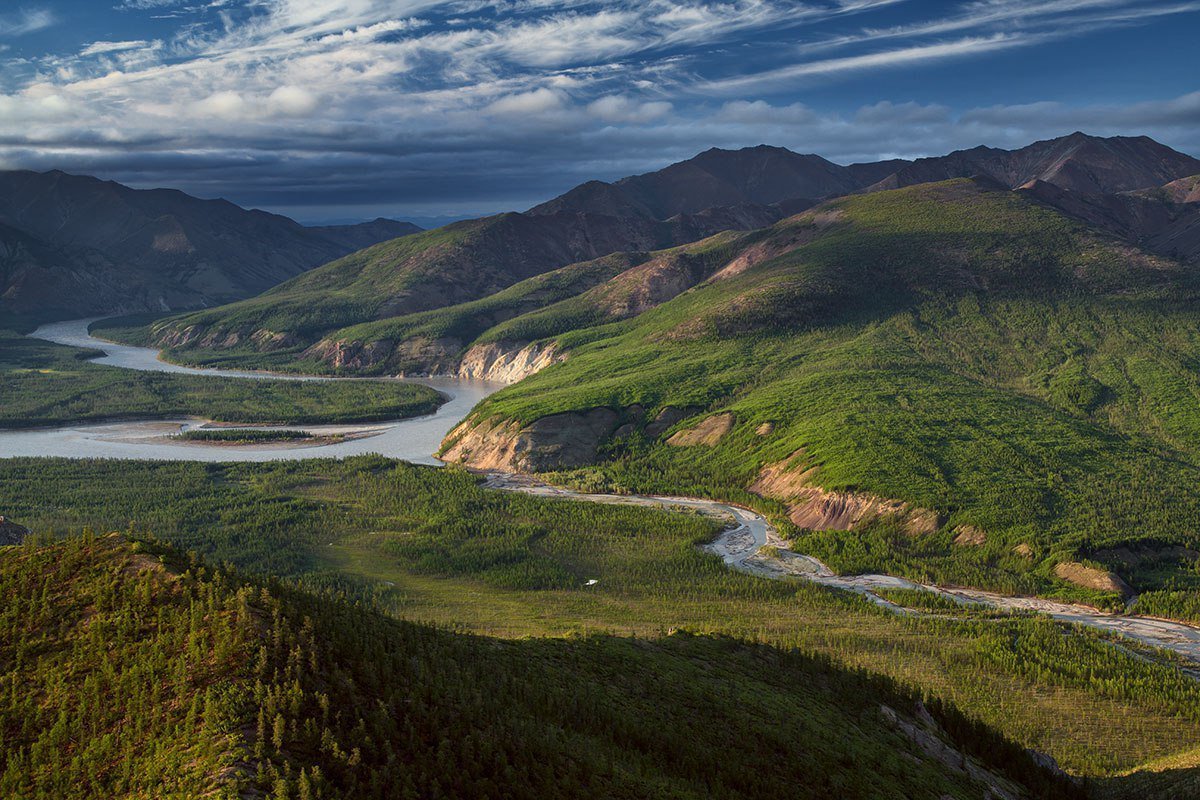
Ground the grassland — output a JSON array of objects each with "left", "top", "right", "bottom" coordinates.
[
  {"left": 0, "top": 329, "right": 442, "bottom": 427},
  {"left": 6, "top": 455, "right": 1200, "bottom": 787}
]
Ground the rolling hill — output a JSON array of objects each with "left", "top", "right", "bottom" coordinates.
[{"left": 0, "top": 169, "right": 420, "bottom": 324}]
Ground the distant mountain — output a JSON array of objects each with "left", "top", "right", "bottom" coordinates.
[
  {"left": 866, "top": 133, "right": 1200, "bottom": 195},
  {"left": 530, "top": 145, "right": 882, "bottom": 218},
  {"left": 0, "top": 169, "right": 421, "bottom": 323}
]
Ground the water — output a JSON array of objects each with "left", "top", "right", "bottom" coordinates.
[{"left": 2, "top": 319, "right": 503, "bottom": 464}]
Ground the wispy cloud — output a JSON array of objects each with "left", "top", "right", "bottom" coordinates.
[
  {"left": 0, "top": 8, "right": 55, "bottom": 37},
  {"left": 0, "top": 0, "right": 1195, "bottom": 220}
]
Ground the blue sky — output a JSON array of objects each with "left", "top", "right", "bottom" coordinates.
[{"left": 0, "top": 1, "right": 1198, "bottom": 225}]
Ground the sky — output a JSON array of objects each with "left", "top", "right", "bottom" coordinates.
[{"left": 0, "top": 1, "right": 1198, "bottom": 226}]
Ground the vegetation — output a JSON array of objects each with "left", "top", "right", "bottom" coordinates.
[
  {"left": 6, "top": 456, "right": 1200, "bottom": 785},
  {"left": 1, "top": 533, "right": 1084, "bottom": 799},
  {"left": 173, "top": 428, "right": 322, "bottom": 444},
  {"left": 410, "top": 181, "right": 1200, "bottom": 609},
  {"left": 0, "top": 330, "right": 442, "bottom": 427}
]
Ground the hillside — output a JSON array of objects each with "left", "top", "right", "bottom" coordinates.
[
  {"left": 0, "top": 532, "right": 1080, "bottom": 799},
  {"left": 434, "top": 178, "right": 1200, "bottom": 615},
  {"left": 140, "top": 205, "right": 786, "bottom": 370},
  {"left": 131, "top": 133, "right": 1200, "bottom": 377},
  {"left": 0, "top": 169, "right": 420, "bottom": 323}
]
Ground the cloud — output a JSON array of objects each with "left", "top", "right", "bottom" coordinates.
[
  {"left": 0, "top": 0, "right": 1195, "bottom": 221},
  {"left": 80, "top": 40, "right": 152, "bottom": 56},
  {"left": 587, "top": 95, "right": 672, "bottom": 123},
  {"left": 267, "top": 85, "right": 320, "bottom": 117},
  {"left": 0, "top": 8, "right": 55, "bottom": 37},
  {"left": 486, "top": 87, "right": 569, "bottom": 115}
]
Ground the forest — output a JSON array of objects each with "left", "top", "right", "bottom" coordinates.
[{"left": 0, "top": 532, "right": 1089, "bottom": 799}]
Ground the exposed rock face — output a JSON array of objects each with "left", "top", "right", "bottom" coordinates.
[
  {"left": 0, "top": 516, "right": 29, "bottom": 546},
  {"left": 666, "top": 412, "right": 735, "bottom": 446},
  {"left": 1053, "top": 561, "right": 1133, "bottom": 597},
  {"left": 456, "top": 341, "right": 563, "bottom": 383},
  {"left": 441, "top": 408, "right": 620, "bottom": 471},
  {"left": 749, "top": 451, "right": 942, "bottom": 534},
  {"left": 952, "top": 526, "right": 987, "bottom": 546}
]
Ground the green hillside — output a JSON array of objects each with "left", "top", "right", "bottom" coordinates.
[
  {"left": 437, "top": 180, "right": 1200, "bottom": 610},
  {"left": 0, "top": 532, "right": 1081, "bottom": 799}
]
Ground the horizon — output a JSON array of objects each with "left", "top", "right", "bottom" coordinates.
[
  {"left": 1, "top": 1, "right": 1198, "bottom": 224},
  {"left": 8, "top": 129, "right": 1195, "bottom": 228}
]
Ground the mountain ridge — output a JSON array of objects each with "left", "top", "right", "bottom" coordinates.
[{"left": 0, "top": 168, "right": 421, "bottom": 324}]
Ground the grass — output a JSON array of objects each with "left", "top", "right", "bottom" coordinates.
[
  {"left": 5, "top": 455, "right": 1200, "bottom": 784},
  {"left": 0, "top": 329, "right": 443, "bottom": 427}
]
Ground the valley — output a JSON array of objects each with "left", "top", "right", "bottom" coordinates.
[{"left": 7, "top": 132, "right": 1200, "bottom": 798}]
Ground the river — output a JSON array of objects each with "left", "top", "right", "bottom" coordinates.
[{"left": 1, "top": 319, "right": 502, "bottom": 464}]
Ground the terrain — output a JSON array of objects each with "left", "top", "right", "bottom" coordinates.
[
  {"left": 5, "top": 455, "right": 1200, "bottom": 793},
  {"left": 433, "top": 178, "right": 1200, "bottom": 616},
  {"left": 0, "top": 169, "right": 420, "bottom": 325},
  {"left": 0, "top": 327, "right": 442, "bottom": 428},
  {"left": 128, "top": 133, "right": 1200, "bottom": 379},
  {"left": 10, "top": 131, "right": 1200, "bottom": 798},
  {"left": 0, "top": 530, "right": 1087, "bottom": 799}
]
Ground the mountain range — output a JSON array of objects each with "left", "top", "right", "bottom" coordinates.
[
  {"left": 0, "top": 169, "right": 420, "bottom": 324},
  {"left": 127, "top": 132, "right": 1200, "bottom": 378}
]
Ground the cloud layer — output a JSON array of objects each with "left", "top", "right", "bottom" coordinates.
[{"left": 0, "top": 0, "right": 1197, "bottom": 222}]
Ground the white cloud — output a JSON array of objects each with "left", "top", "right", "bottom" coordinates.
[
  {"left": 587, "top": 95, "right": 672, "bottom": 123},
  {"left": 194, "top": 90, "right": 247, "bottom": 119},
  {"left": 80, "top": 40, "right": 152, "bottom": 56},
  {"left": 267, "top": 85, "right": 320, "bottom": 117},
  {"left": 0, "top": 8, "right": 55, "bottom": 37},
  {"left": 486, "top": 87, "right": 568, "bottom": 115}
]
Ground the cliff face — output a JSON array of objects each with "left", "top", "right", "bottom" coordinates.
[
  {"left": 455, "top": 341, "right": 563, "bottom": 382},
  {"left": 441, "top": 408, "right": 620, "bottom": 472}
]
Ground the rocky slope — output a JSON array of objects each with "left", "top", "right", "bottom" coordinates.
[{"left": 0, "top": 169, "right": 420, "bottom": 322}]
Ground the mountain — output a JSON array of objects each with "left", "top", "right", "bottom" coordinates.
[
  {"left": 136, "top": 133, "right": 1200, "bottom": 376},
  {"left": 1020, "top": 177, "right": 1200, "bottom": 264},
  {"left": 529, "top": 145, "right": 878, "bottom": 217},
  {"left": 140, "top": 204, "right": 788, "bottom": 368},
  {"left": 0, "top": 532, "right": 1077, "bottom": 799},
  {"left": 866, "top": 133, "right": 1200, "bottom": 195},
  {"left": 433, "top": 177, "right": 1200, "bottom": 618},
  {"left": 0, "top": 169, "right": 421, "bottom": 323}
]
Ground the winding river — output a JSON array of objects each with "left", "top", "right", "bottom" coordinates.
[
  {"left": 9, "top": 319, "right": 1200, "bottom": 666},
  {"left": 2, "top": 319, "right": 502, "bottom": 464}
]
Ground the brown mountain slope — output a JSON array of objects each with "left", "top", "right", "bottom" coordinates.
[
  {"left": 0, "top": 169, "right": 421, "bottom": 323},
  {"left": 530, "top": 145, "right": 873, "bottom": 218},
  {"left": 869, "top": 133, "right": 1200, "bottom": 195}
]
